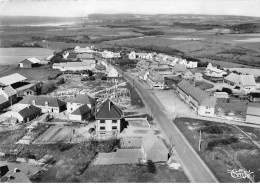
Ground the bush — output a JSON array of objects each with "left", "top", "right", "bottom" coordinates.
[
  {"left": 200, "top": 125, "right": 223, "bottom": 134},
  {"left": 58, "top": 143, "right": 73, "bottom": 152},
  {"left": 57, "top": 77, "right": 65, "bottom": 84},
  {"left": 101, "top": 76, "right": 107, "bottom": 80},
  {"left": 147, "top": 160, "right": 156, "bottom": 174},
  {"left": 222, "top": 87, "right": 233, "bottom": 94},
  {"left": 88, "top": 76, "right": 95, "bottom": 81},
  {"left": 41, "top": 82, "right": 56, "bottom": 94},
  {"left": 206, "top": 136, "right": 238, "bottom": 150},
  {"left": 47, "top": 72, "right": 62, "bottom": 80},
  {"left": 81, "top": 77, "right": 88, "bottom": 81}
]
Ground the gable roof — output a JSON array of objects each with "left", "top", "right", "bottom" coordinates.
[
  {"left": 173, "top": 64, "right": 187, "bottom": 73},
  {"left": 18, "top": 105, "right": 41, "bottom": 118},
  {"left": 224, "top": 73, "right": 240, "bottom": 84},
  {"left": 1, "top": 86, "right": 17, "bottom": 97},
  {"left": 177, "top": 80, "right": 216, "bottom": 107},
  {"left": 71, "top": 104, "right": 91, "bottom": 115},
  {"left": 0, "top": 95, "right": 8, "bottom": 104},
  {"left": 27, "top": 58, "right": 40, "bottom": 64},
  {"left": 246, "top": 104, "right": 260, "bottom": 117},
  {"left": 19, "top": 96, "right": 66, "bottom": 108},
  {"left": 67, "top": 94, "right": 95, "bottom": 106},
  {"left": 240, "top": 75, "right": 256, "bottom": 86},
  {"left": 0, "top": 73, "right": 27, "bottom": 86},
  {"left": 96, "top": 99, "right": 123, "bottom": 119}
]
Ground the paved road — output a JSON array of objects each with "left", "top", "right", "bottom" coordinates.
[{"left": 115, "top": 67, "right": 218, "bottom": 183}]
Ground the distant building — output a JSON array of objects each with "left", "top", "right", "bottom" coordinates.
[
  {"left": 206, "top": 63, "right": 227, "bottom": 77},
  {"left": 194, "top": 72, "right": 203, "bottom": 81},
  {"left": 146, "top": 73, "right": 165, "bottom": 89},
  {"left": 74, "top": 46, "right": 96, "bottom": 53},
  {"left": 173, "top": 64, "right": 187, "bottom": 75},
  {"left": 95, "top": 99, "right": 123, "bottom": 138},
  {"left": 19, "top": 58, "right": 40, "bottom": 68},
  {"left": 224, "top": 73, "right": 256, "bottom": 92},
  {"left": 102, "top": 50, "right": 121, "bottom": 59},
  {"left": 18, "top": 96, "right": 66, "bottom": 113},
  {"left": 214, "top": 92, "right": 229, "bottom": 99},
  {"left": 52, "top": 60, "right": 96, "bottom": 71},
  {"left": 183, "top": 70, "right": 194, "bottom": 79},
  {"left": 246, "top": 104, "right": 260, "bottom": 125},
  {"left": 14, "top": 105, "right": 41, "bottom": 123},
  {"left": 76, "top": 53, "right": 95, "bottom": 60},
  {"left": 248, "top": 93, "right": 260, "bottom": 102},
  {"left": 176, "top": 80, "right": 217, "bottom": 117},
  {"left": 67, "top": 94, "right": 95, "bottom": 114},
  {"left": 69, "top": 104, "right": 92, "bottom": 121}
]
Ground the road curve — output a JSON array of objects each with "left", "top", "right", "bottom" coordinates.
[{"left": 115, "top": 66, "right": 218, "bottom": 183}]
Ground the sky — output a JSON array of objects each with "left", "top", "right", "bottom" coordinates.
[{"left": 0, "top": 0, "right": 260, "bottom": 17}]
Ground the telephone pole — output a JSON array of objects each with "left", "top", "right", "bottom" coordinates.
[{"left": 199, "top": 130, "right": 202, "bottom": 151}]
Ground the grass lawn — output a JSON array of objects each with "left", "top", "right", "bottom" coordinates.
[
  {"left": 174, "top": 117, "right": 260, "bottom": 183},
  {"left": 0, "top": 66, "right": 62, "bottom": 82},
  {"left": 79, "top": 164, "right": 189, "bottom": 183},
  {"left": 217, "top": 98, "right": 248, "bottom": 113},
  {"left": 125, "top": 82, "right": 145, "bottom": 109},
  {"left": 195, "top": 81, "right": 214, "bottom": 90}
]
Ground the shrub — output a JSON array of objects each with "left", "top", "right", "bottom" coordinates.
[
  {"left": 41, "top": 82, "right": 56, "bottom": 94},
  {"left": 147, "top": 160, "right": 156, "bottom": 174},
  {"left": 101, "top": 76, "right": 107, "bottom": 80},
  {"left": 47, "top": 72, "right": 62, "bottom": 80},
  {"left": 200, "top": 125, "right": 223, "bottom": 134},
  {"left": 88, "top": 76, "right": 95, "bottom": 81},
  {"left": 81, "top": 77, "right": 88, "bottom": 81},
  {"left": 206, "top": 136, "right": 238, "bottom": 150},
  {"left": 58, "top": 143, "right": 73, "bottom": 152},
  {"left": 222, "top": 87, "right": 233, "bottom": 94},
  {"left": 57, "top": 77, "right": 65, "bottom": 84}
]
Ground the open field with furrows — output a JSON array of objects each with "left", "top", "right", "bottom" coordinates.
[
  {"left": 174, "top": 117, "right": 260, "bottom": 183},
  {"left": 0, "top": 66, "right": 61, "bottom": 82}
]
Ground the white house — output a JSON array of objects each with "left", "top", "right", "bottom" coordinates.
[
  {"left": 206, "top": 63, "right": 227, "bottom": 77},
  {"left": 95, "top": 99, "right": 123, "bottom": 138},
  {"left": 107, "top": 65, "right": 119, "bottom": 77},
  {"left": 102, "top": 50, "right": 121, "bottom": 59},
  {"left": 66, "top": 94, "right": 95, "bottom": 114},
  {"left": 176, "top": 80, "right": 217, "bottom": 117},
  {"left": 186, "top": 61, "right": 198, "bottom": 69}
]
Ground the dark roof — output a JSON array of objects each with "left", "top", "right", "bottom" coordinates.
[
  {"left": 71, "top": 104, "right": 91, "bottom": 115},
  {"left": 249, "top": 92, "right": 260, "bottom": 98},
  {"left": 67, "top": 94, "right": 95, "bottom": 106},
  {"left": 19, "top": 96, "right": 66, "bottom": 108},
  {"left": 67, "top": 53, "right": 77, "bottom": 59},
  {"left": 0, "top": 165, "right": 9, "bottom": 177},
  {"left": 96, "top": 99, "right": 123, "bottom": 119},
  {"left": 18, "top": 105, "right": 41, "bottom": 118}
]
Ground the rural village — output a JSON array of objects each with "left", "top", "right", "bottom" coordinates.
[{"left": 0, "top": 42, "right": 260, "bottom": 183}]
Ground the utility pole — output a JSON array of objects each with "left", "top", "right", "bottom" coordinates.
[{"left": 199, "top": 130, "right": 202, "bottom": 151}]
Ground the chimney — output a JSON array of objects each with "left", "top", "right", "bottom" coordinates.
[{"left": 108, "top": 100, "right": 111, "bottom": 111}]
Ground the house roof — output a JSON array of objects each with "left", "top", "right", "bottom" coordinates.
[
  {"left": 246, "top": 115, "right": 260, "bottom": 124},
  {"left": 18, "top": 105, "right": 41, "bottom": 119},
  {"left": 77, "top": 53, "right": 94, "bottom": 59},
  {"left": 0, "top": 73, "right": 27, "bottom": 86},
  {"left": 120, "top": 138, "right": 142, "bottom": 149},
  {"left": 67, "top": 94, "right": 95, "bottom": 106},
  {"left": 249, "top": 92, "right": 260, "bottom": 98},
  {"left": 177, "top": 80, "right": 217, "bottom": 107},
  {"left": 1, "top": 86, "right": 17, "bottom": 97},
  {"left": 246, "top": 104, "right": 260, "bottom": 117},
  {"left": 142, "top": 133, "right": 168, "bottom": 162},
  {"left": 67, "top": 53, "right": 77, "bottom": 59},
  {"left": 19, "top": 96, "right": 66, "bottom": 108},
  {"left": 27, "top": 58, "right": 40, "bottom": 64},
  {"left": 96, "top": 99, "right": 123, "bottom": 119},
  {"left": 173, "top": 64, "right": 187, "bottom": 73},
  {"left": 224, "top": 73, "right": 240, "bottom": 84},
  {"left": 71, "top": 104, "right": 91, "bottom": 115},
  {"left": 0, "top": 95, "right": 8, "bottom": 105},
  {"left": 240, "top": 75, "right": 256, "bottom": 86}
]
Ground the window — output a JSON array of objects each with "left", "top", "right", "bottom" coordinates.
[
  {"left": 205, "top": 112, "right": 210, "bottom": 114},
  {"left": 100, "top": 126, "right": 105, "bottom": 130},
  {"left": 100, "top": 120, "right": 105, "bottom": 123},
  {"left": 112, "top": 126, "right": 117, "bottom": 130},
  {"left": 112, "top": 120, "right": 117, "bottom": 123}
]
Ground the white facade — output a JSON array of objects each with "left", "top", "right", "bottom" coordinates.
[
  {"left": 96, "top": 119, "right": 121, "bottom": 137},
  {"left": 198, "top": 106, "right": 215, "bottom": 117},
  {"left": 67, "top": 102, "right": 92, "bottom": 113},
  {"left": 69, "top": 114, "right": 83, "bottom": 121}
]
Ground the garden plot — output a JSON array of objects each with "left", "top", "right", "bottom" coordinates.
[{"left": 33, "top": 126, "right": 73, "bottom": 144}]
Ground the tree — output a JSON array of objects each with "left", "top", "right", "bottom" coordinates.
[
  {"left": 57, "top": 77, "right": 65, "bottom": 84},
  {"left": 41, "top": 82, "right": 56, "bottom": 94},
  {"left": 222, "top": 87, "right": 232, "bottom": 94},
  {"left": 147, "top": 160, "right": 156, "bottom": 174}
]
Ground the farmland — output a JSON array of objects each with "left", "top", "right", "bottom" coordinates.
[{"left": 174, "top": 117, "right": 260, "bottom": 183}]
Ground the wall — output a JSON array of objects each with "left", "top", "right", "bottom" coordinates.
[
  {"left": 198, "top": 106, "right": 215, "bottom": 117},
  {"left": 96, "top": 119, "right": 121, "bottom": 137}
]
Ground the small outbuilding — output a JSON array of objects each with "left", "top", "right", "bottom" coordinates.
[
  {"left": 69, "top": 104, "right": 91, "bottom": 121},
  {"left": 19, "top": 58, "right": 41, "bottom": 68}
]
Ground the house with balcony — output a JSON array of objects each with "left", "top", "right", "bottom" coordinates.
[
  {"left": 206, "top": 63, "right": 227, "bottom": 77},
  {"left": 95, "top": 99, "right": 123, "bottom": 138}
]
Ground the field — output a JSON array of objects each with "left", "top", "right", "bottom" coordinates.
[
  {"left": 174, "top": 117, "right": 260, "bottom": 183},
  {"left": 0, "top": 66, "right": 61, "bottom": 82},
  {"left": 0, "top": 48, "right": 53, "bottom": 65}
]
